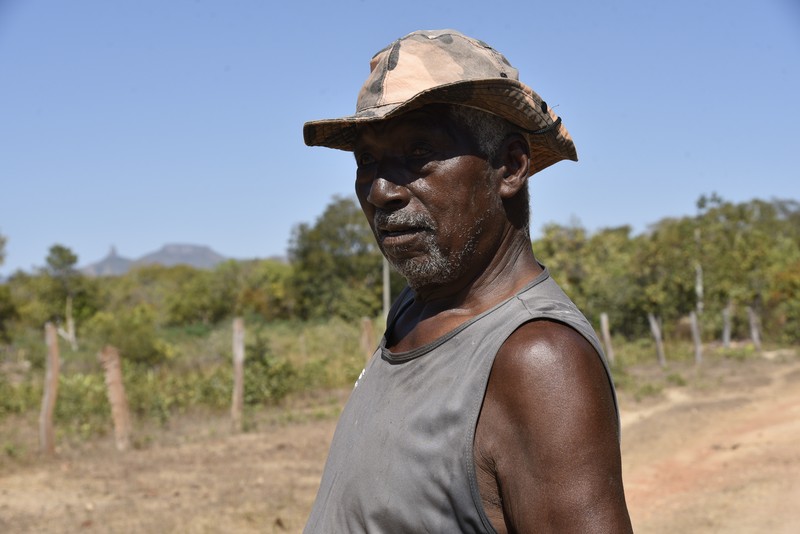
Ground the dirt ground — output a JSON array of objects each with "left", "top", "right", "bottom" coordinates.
[{"left": 1, "top": 348, "right": 799, "bottom": 533}]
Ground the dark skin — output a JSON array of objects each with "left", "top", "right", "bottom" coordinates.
[{"left": 354, "top": 104, "right": 632, "bottom": 533}]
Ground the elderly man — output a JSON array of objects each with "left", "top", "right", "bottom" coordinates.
[{"left": 303, "top": 29, "right": 632, "bottom": 533}]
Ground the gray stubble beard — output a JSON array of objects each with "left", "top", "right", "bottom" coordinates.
[{"left": 375, "top": 209, "right": 485, "bottom": 291}]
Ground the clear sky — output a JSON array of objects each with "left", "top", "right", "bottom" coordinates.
[{"left": 1, "top": 0, "right": 798, "bottom": 277}]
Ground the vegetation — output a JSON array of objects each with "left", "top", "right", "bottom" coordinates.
[
  {"left": 0, "top": 195, "right": 798, "bottom": 451},
  {"left": 289, "top": 195, "right": 404, "bottom": 320},
  {"left": 534, "top": 196, "right": 800, "bottom": 344}
]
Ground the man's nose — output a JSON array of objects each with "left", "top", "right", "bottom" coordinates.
[{"left": 366, "top": 163, "right": 410, "bottom": 209}]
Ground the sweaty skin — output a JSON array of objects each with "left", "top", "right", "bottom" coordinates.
[{"left": 354, "top": 105, "right": 632, "bottom": 533}]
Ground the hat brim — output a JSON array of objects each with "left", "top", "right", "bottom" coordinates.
[{"left": 303, "top": 78, "right": 577, "bottom": 176}]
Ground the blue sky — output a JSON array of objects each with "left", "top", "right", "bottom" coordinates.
[{"left": 1, "top": 0, "right": 798, "bottom": 276}]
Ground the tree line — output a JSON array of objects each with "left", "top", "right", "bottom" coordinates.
[
  {"left": 533, "top": 195, "right": 800, "bottom": 346},
  {"left": 0, "top": 194, "right": 798, "bottom": 367}
]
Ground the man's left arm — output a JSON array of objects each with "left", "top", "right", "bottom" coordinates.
[{"left": 475, "top": 319, "right": 633, "bottom": 533}]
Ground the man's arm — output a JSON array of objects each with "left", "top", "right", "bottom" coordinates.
[{"left": 474, "top": 319, "right": 632, "bottom": 533}]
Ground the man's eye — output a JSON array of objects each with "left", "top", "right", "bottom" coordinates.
[
  {"left": 408, "top": 145, "right": 432, "bottom": 158},
  {"left": 357, "top": 153, "right": 376, "bottom": 166}
]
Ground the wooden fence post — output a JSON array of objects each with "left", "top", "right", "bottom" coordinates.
[
  {"left": 747, "top": 306, "right": 762, "bottom": 353},
  {"left": 600, "top": 312, "right": 615, "bottom": 366},
  {"left": 360, "top": 317, "right": 376, "bottom": 365},
  {"left": 690, "top": 311, "right": 703, "bottom": 365},
  {"left": 647, "top": 313, "right": 667, "bottom": 368},
  {"left": 231, "top": 317, "right": 245, "bottom": 432},
  {"left": 722, "top": 301, "right": 732, "bottom": 348},
  {"left": 39, "top": 322, "right": 60, "bottom": 455},
  {"left": 98, "top": 345, "right": 131, "bottom": 451},
  {"left": 382, "top": 258, "right": 391, "bottom": 321},
  {"left": 56, "top": 296, "right": 78, "bottom": 351}
]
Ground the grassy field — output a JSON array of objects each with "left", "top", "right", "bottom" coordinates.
[{"left": 0, "top": 315, "right": 788, "bottom": 469}]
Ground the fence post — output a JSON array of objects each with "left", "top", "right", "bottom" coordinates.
[
  {"left": 746, "top": 306, "right": 762, "bottom": 353},
  {"left": 647, "top": 313, "right": 667, "bottom": 368},
  {"left": 98, "top": 345, "right": 131, "bottom": 451},
  {"left": 600, "top": 312, "right": 615, "bottom": 366},
  {"left": 56, "top": 296, "right": 78, "bottom": 350},
  {"left": 690, "top": 311, "right": 703, "bottom": 365},
  {"left": 231, "top": 317, "right": 245, "bottom": 432},
  {"left": 722, "top": 301, "right": 732, "bottom": 348},
  {"left": 360, "top": 317, "right": 376, "bottom": 365},
  {"left": 39, "top": 322, "right": 60, "bottom": 455}
]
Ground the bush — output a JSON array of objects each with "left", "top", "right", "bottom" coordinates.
[
  {"left": 0, "top": 285, "right": 17, "bottom": 342},
  {"left": 0, "top": 374, "right": 39, "bottom": 417},
  {"left": 83, "top": 305, "right": 169, "bottom": 366},
  {"left": 0, "top": 316, "right": 373, "bottom": 442},
  {"left": 55, "top": 372, "right": 109, "bottom": 439},
  {"left": 124, "top": 364, "right": 231, "bottom": 424},
  {"left": 244, "top": 328, "right": 298, "bottom": 405}
]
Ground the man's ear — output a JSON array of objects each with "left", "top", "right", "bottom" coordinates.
[{"left": 496, "top": 134, "right": 530, "bottom": 199}]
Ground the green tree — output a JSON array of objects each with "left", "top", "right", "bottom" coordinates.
[
  {"left": 83, "top": 304, "right": 168, "bottom": 366},
  {"left": 45, "top": 244, "right": 78, "bottom": 281},
  {"left": 0, "top": 231, "right": 15, "bottom": 340},
  {"left": 0, "top": 230, "right": 6, "bottom": 267},
  {"left": 5, "top": 271, "right": 55, "bottom": 327},
  {"left": 532, "top": 221, "right": 589, "bottom": 307},
  {"left": 42, "top": 244, "right": 99, "bottom": 348},
  {"left": 43, "top": 244, "right": 80, "bottom": 324},
  {"left": 635, "top": 218, "right": 698, "bottom": 329},
  {"left": 531, "top": 197, "right": 800, "bottom": 345},
  {"left": 767, "top": 260, "right": 800, "bottom": 343},
  {"left": 98, "top": 264, "right": 199, "bottom": 327},
  {"left": 233, "top": 259, "right": 294, "bottom": 320},
  {"left": 696, "top": 197, "right": 800, "bottom": 339},
  {"left": 289, "top": 196, "right": 384, "bottom": 320},
  {"left": 161, "top": 259, "right": 294, "bottom": 326},
  {"left": 580, "top": 226, "right": 643, "bottom": 337},
  {"left": 0, "top": 284, "right": 15, "bottom": 342},
  {"left": 164, "top": 268, "right": 221, "bottom": 325}
]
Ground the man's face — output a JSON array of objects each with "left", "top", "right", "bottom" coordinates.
[{"left": 353, "top": 105, "right": 503, "bottom": 291}]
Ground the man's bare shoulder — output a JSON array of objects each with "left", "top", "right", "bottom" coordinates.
[
  {"left": 475, "top": 319, "right": 632, "bottom": 532},
  {"left": 483, "top": 319, "right": 619, "bottom": 461},
  {"left": 492, "top": 319, "right": 613, "bottom": 413}
]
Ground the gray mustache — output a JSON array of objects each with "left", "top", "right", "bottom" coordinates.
[{"left": 374, "top": 210, "right": 436, "bottom": 230}]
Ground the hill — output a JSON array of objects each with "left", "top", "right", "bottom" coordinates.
[
  {"left": 80, "top": 246, "right": 134, "bottom": 276},
  {"left": 81, "top": 244, "right": 226, "bottom": 276}
]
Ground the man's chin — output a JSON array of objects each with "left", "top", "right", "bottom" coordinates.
[{"left": 388, "top": 256, "right": 456, "bottom": 291}]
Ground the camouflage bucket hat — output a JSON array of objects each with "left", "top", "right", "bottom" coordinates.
[{"left": 303, "top": 29, "right": 577, "bottom": 176}]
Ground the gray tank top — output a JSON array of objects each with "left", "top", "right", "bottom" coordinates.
[{"left": 304, "top": 268, "right": 616, "bottom": 533}]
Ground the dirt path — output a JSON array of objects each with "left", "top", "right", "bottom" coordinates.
[
  {"left": 1, "top": 351, "right": 798, "bottom": 533},
  {"left": 621, "top": 352, "right": 800, "bottom": 533}
]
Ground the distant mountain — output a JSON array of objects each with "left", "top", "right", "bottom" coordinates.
[
  {"left": 81, "top": 246, "right": 134, "bottom": 276},
  {"left": 135, "top": 244, "right": 226, "bottom": 270},
  {"left": 81, "top": 244, "right": 227, "bottom": 276}
]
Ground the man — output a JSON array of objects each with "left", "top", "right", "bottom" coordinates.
[{"left": 303, "top": 29, "right": 632, "bottom": 533}]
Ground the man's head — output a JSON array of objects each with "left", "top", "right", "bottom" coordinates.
[
  {"left": 304, "top": 29, "right": 576, "bottom": 290},
  {"left": 351, "top": 102, "right": 535, "bottom": 291}
]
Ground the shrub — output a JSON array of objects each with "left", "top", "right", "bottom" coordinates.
[
  {"left": 0, "top": 374, "right": 39, "bottom": 417},
  {"left": 55, "top": 372, "right": 109, "bottom": 439},
  {"left": 83, "top": 305, "right": 169, "bottom": 366},
  {"left": 244, "top": 328, "right": 297, "bottom": 405}
]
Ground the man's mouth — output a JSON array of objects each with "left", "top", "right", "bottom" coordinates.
[
  {"left": 378, "top": 225, "right": 428, "bottom": 237},
  {"left": 376, "top": 226, "right": 430, "bottom": 249},
  {"left": 373, "top": 211, "right": 434, "bottom": 248}
]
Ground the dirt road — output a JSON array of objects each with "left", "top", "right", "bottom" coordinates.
[
  {"left": 621, "top": 350, "right": 800, "bottom": 533},
  {"left": 1, "top": 350, "right": 798, "bottom": 533}
]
